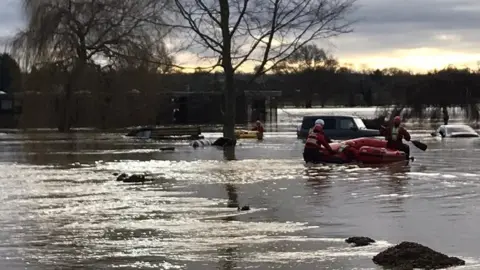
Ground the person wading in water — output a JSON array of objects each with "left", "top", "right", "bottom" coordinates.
[
  {"left": 252, "top": 120, "right": 265, "bottom": 140},
  {"left": 380, "top": 116, "right": 411, "bottom": 160},
  {"left": 303, "top": 119, "right": 335, "bottom": 163}
]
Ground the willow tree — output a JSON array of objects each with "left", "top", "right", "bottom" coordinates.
[
  {"left": 170, "top": 0, "right": 356, "bottom": 142},
  {"left": 12, "top": 0, "right": 171, "bottom": 131},
  {"left": 0, "top": 53, "right": 22, "bottom": 94}
]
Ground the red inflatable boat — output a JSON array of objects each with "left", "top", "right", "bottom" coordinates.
[{"left": 315, "top": 137, "right": 407, "bottom": 164}]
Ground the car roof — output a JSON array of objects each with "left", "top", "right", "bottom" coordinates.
[
  {"left": 302, "top": 115, "right": 358, "bottom": 119},
  {"left": 440, "top": 124, "right": 473, "bottom": 129}
]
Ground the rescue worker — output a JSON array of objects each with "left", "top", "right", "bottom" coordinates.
[
  {"left": 308, "top": 120, "right": 332, "bottom": 143},
  {"left": 380, "top": 116, "right": 411, "bottom": 159},
  {"left": 252, "top": 120, "right": 265, "bottom": 140},
  {"left": 303, "top": 119, "right": 335, "bottom": 163}
]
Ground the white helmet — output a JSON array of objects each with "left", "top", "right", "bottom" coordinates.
[{"left": 315, "top": 119, "right": 325, "bottom": 126}]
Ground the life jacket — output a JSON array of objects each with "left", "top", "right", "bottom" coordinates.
[
  {"left": 305, "top": 125, "right": 323, "bottom": 148},
  {"left": 390, "top": 125, "right": 406, "bottom": 142},
  {"left": 391, "top": 127, "right": 399, "bottom": 141}
]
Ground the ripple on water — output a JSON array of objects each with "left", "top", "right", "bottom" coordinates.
[
  {"left": 95, "top": 159, "right": 309, "bottom": 184},
  {"left": 2, "top": 134, "right": 480, "bottom": 269},
  {"left": 0, "top": 161, "right": 339, "bottom": 268}
]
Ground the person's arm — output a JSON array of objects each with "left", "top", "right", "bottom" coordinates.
[
  {"left": 379, "top": 125, "right": 387, "bottom": 136},
  {"left": 317, "top": 134, "right": 335, "bottom": 153},
  {"left": 401, "top": 127, "right": 411, "bottom": 141},
  {"left": 324, "top": 135, "right": 332, "bottom": 143}
]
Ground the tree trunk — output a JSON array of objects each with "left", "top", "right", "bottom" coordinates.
[
  {"left": 223, "top": 70, "right": 235, "bottom": 139},
  {"left": 219, "top": 0, "right": 236, "bottom": 141},
  {"left": 442, "top": 106, "right": 449, "bottom": 125},
  {"left": 305, "top": 100, "right": 312, "bottom": 108},
  {"left": 58, "top": 81, "right": 73, "bottom": 132},
  {"left": 58, "top": 59, "right": 86, "bottom": 132}
]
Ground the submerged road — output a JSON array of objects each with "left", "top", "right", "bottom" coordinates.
[{"left": 0, "top": 127, "right": 479, "bottom": 269}]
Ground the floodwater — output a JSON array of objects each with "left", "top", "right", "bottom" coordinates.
[{"left": 1, "top": 108, "right": 480, "bottom": 269}]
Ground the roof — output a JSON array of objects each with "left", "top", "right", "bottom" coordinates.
[
  {"left": 439, "top": 124, "right": 473, "bottom": 128},
  {"left": 244, "top": 90, "right": 282, "bottom": 97},
  {"left": 166, "top": 90, "right": 282, "bottom": 97},
  {"left": 438, "top": 124, "right": 477, "bottom": 134},
  {"left": 302, "top": 114, "right": 360, "bottom": 119}
]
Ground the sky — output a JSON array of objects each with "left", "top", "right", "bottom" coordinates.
[{"left": 1, "top": 0, "right": 480, "bottom": 73}]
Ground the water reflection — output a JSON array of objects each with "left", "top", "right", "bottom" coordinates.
[
  {"left": 220, "top": 183, "right": 239, "bottom": 269},
  {"left": 13, "top": 132, "right": 122, "bottom": 165},
  {"left": 2, "top": 126, "right": 480, "bottom": 269},
  {"left": 376, "top": 164, "right": 412, "bottom": 213},
  {"left": 225, "top": 184, "right": 239, "bottom": 209},
  {"left": 304, "top": 168, "right": 331, "bottom": 196},
  {"left": 218, "top": 247, "right": 239, "bottom": 270}
]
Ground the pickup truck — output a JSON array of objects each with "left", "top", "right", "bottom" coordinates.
[{"left": 296, "top": 115, "right": 381, "bottom": 140}]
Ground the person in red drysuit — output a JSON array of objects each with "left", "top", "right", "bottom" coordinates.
[
  {"left": 252, "top": 120, "right": 265, "bottom": 140},
  {"left": 380, "top": 116, "right": 411, "bottom": 159},
  {"left": 303, "top": 119, "right": 335, "bottom": 163}
]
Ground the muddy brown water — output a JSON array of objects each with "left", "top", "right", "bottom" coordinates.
[{"left": 0, "top": 108, "right": 480, "bottom": 269}]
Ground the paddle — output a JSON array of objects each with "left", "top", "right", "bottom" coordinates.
[{"left": 411, "top": 140, "right": 427, "bottom": 151}]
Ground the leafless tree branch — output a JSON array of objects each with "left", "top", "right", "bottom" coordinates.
[
  {"left": 166, "top": 0, "right": 357, "bottom": 138},
  {"left": 12, "top": 0, "right": 173, "bottom": 71},
  {"left": 170, "top": 0, "right": 355, "bottom": 75}
]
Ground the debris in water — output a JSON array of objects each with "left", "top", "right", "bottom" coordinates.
[
  {"left": 238, "top": 205, "right": 251, "bottom": 211},
  {"left": 345, "top": 236, "right": 376, "bottom": 247},
  {"left": 372, "top": 241, "right": 465, "bottom": 269},
  {"left": 115, "top": 173, "right": 147, "bottom": 183}
]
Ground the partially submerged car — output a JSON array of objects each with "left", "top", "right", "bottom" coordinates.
[
  {"left": 296, "top": 115, "right": 381, "bottom": 140},
  {"left": 431, "top": 124, "right": 479, "bottom": 138}
]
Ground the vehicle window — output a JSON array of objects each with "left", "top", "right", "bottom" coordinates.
[
  {"left": 353, "top": 118, "right": 366, "bottom": 129},
  {"left": 301, "top": 116, "right": 335, "bottom": 130},
  {"left": 301, "top": 117, "right": 317, "bottom": 129},
  {"left": 339, "top": 119, "right": 355, "bottom": 129},
  {"left": 0, "top": 100, "right": 12, "bottom": 110},
  {"left": 323, "top": 119, "right": 335, "bottom": 129}
]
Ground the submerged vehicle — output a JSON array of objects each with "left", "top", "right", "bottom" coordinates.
[
  {"left": 309, "top": 137, "right": 409, "bottom": 165},
  {"left": 430, "top": 124, "right": 479, "bottom": 138},
  {"left": 235, "top": 130, "right": 258, "bottom": 139},
  {"left": 297, "top": 115, "right": 380, "bottom": 140}
]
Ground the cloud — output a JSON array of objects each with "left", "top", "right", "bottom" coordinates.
[
  {"left": 327, "top": 0, "right": 480, "bottom": 70},
  {"left": 342, "top": 48, "right": 480, "bottom": 72},
  {"left": 0, "top": 0, "right": 479, "bottom": 72},
  {"left": 0, "top": 0, "right": 23, "bottom": 37}
]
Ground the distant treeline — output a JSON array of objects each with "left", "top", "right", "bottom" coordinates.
[{"left": 1, "top": 52, "right": 479, "bottom": 129}]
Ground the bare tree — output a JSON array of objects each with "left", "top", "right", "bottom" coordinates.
[
  {"left": 11, "top": 0, "right": 172, "bottom": 131},
  {"left": 273, "top": 43, "right": 339, "bottom": 73},
  {"left": 288, "top": 44, "right": 327, "bottom": 69},
  {"left": 170, "top": 0, "right": 356, "bottom": 140}
]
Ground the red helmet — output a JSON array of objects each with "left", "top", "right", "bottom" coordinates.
[{"left": 393, "top": 116, "right": 401, "bottom": 125}]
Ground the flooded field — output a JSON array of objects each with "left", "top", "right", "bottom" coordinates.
[{"left": 1, "top": 108, "right": 480, "bottom": 269}]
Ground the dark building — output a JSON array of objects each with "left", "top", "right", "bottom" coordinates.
[
  {"left": 167, "top": 89, "right": 281, "bottom": 125},
  {"left": 0, "top": 91, "right": 21, "bottom": 128}
]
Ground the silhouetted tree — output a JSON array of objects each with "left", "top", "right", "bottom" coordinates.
[
  {"left": 12, "top": 0, "right": 172, "bottom": 131},
  {"left": 0, "top": 53, "right": 21, "bottom": 93},
  {"left": 170, "top": 0, "right": 356, "bottom": 148}
]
